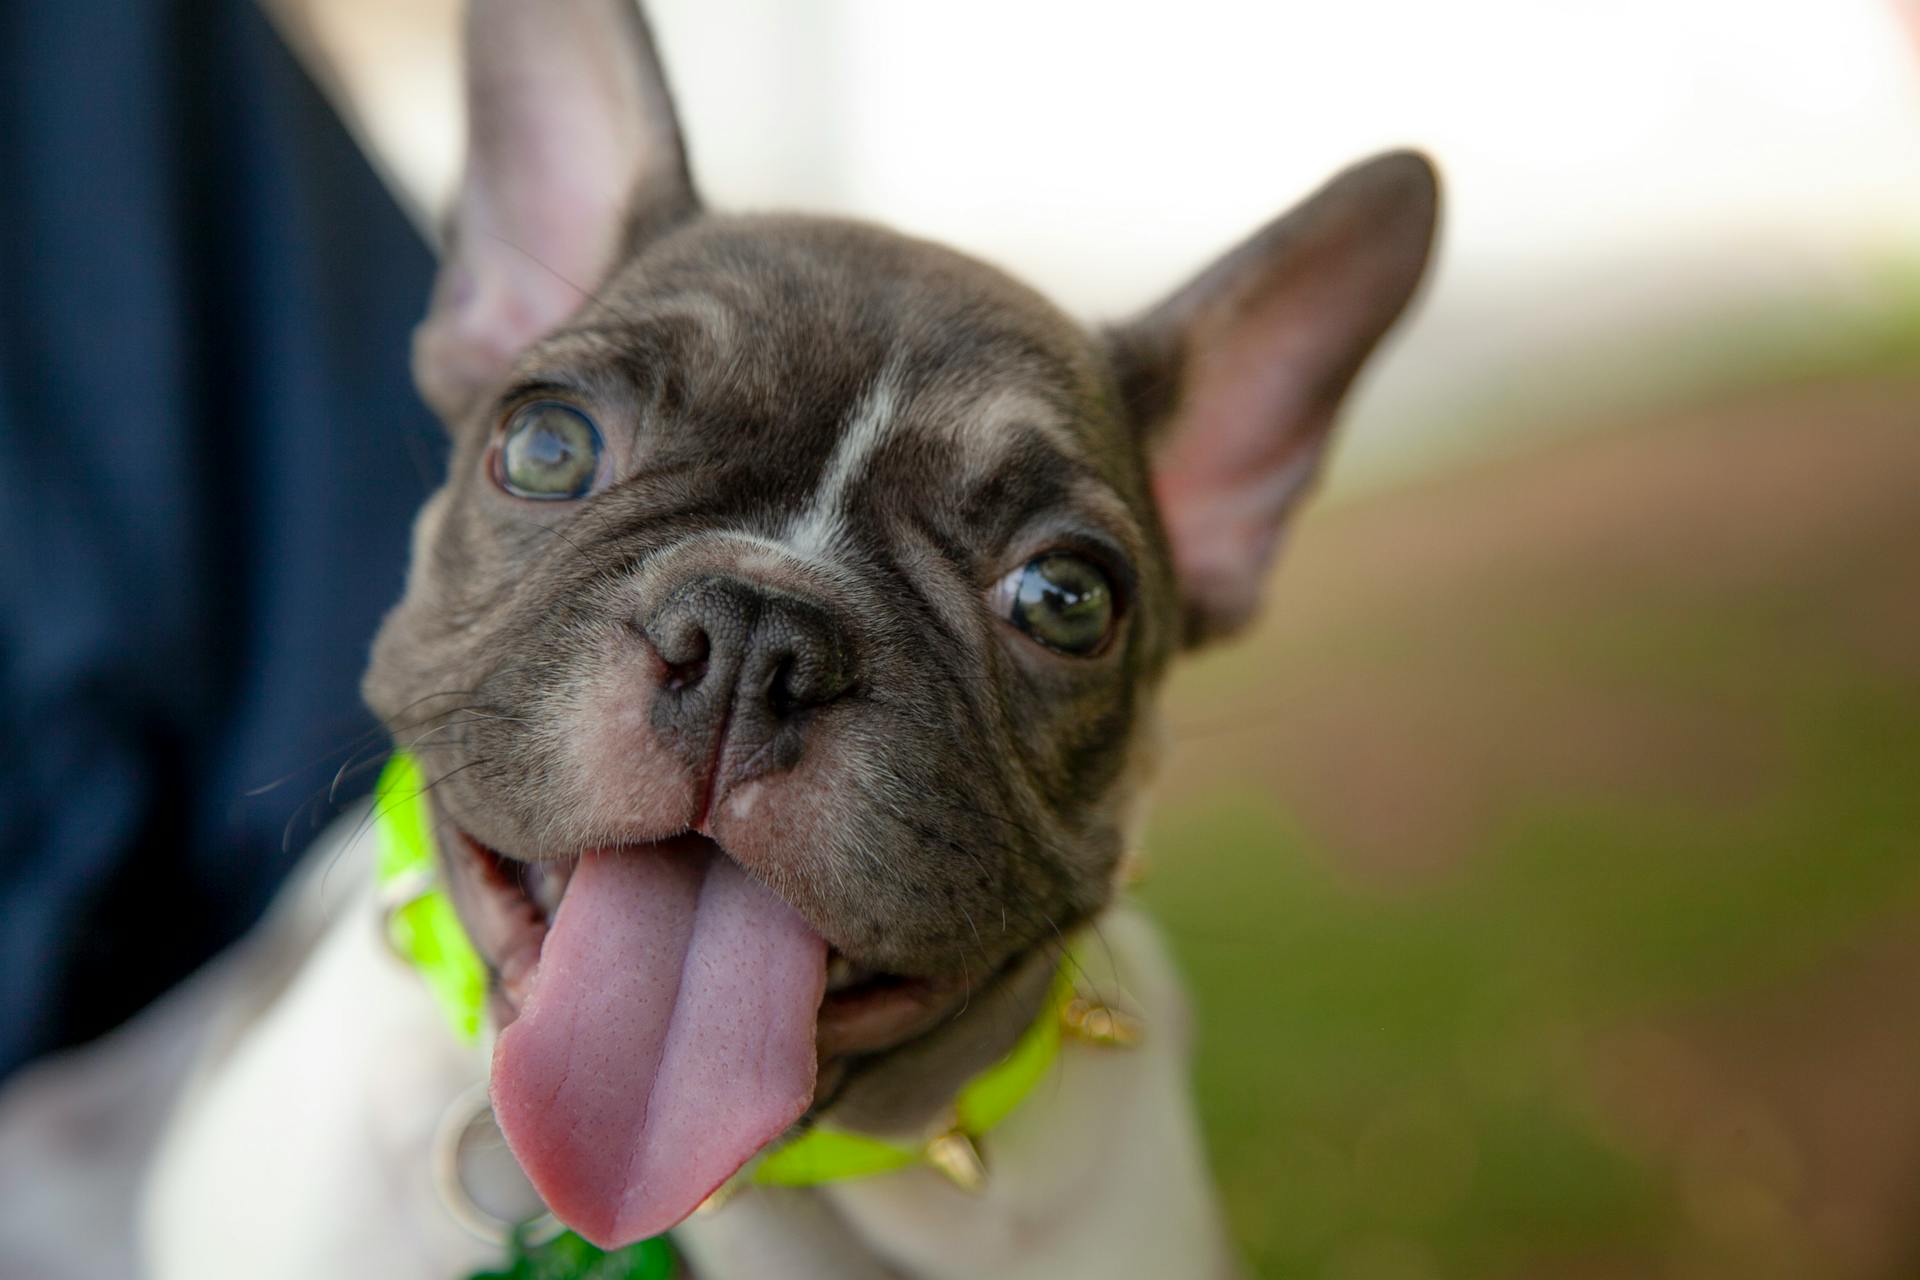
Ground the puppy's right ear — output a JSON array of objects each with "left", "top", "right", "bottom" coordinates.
[{"left": 415, "top": 0, "right": 697, "bottom": 419}]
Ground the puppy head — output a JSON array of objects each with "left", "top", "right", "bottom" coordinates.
[{"left": 363, "top": 0, "right": 1436, "bottom": 1248}]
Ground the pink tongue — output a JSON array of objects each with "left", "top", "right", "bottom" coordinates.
[{"left": 491, "top": 842, "right": 826, "bottom": 1249}]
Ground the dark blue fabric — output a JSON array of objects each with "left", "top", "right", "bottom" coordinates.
[{"left": 0, "top": 0, "right": 441, "bottom": 1079}]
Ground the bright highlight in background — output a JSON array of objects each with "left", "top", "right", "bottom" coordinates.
[{"left": 288, "top": 0, "right": 1920, "bottom": 480}]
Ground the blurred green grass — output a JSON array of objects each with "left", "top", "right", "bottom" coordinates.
[{"left": 1138, "top": 366, "right": 1920, "bottom": 1279}]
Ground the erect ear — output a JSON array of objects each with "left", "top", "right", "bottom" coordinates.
[
  {"left": 415, "top": 0, "right": 697, "bottom": 419},
  {"left": 1110, "top": 150, "right": 1439, "bottom": 647}
]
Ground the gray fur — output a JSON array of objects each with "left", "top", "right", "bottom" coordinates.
[{"left": 365, "top": 0, "right": 1437, "bottom": 1136}]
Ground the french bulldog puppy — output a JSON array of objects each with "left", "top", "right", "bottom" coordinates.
[{"left": 143, "top": 1, "right": 1437, "bottom": 1276}]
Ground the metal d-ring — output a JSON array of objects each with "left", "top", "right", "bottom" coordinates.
[
  {"left": 431, "top": 1082, "right": 564, "bottom": 1247},
  {"left": 376, "top": 866, "right": 437, "bottom": 963}
]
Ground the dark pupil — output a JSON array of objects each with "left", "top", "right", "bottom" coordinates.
[{"left": 1014, "top": 554, "right": 1111, "bottom": 653}]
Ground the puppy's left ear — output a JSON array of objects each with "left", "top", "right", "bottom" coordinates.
[{"left": 1110, "top": 151, "right": 1439, "bottom": 646}]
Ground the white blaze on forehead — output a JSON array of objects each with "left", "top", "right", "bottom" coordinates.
[
  {"left": 784, "top": 367, "right": 905, "bottom": 557},
  {"left": 782, "top": 372, "right": 1081, "bottom": 560}
]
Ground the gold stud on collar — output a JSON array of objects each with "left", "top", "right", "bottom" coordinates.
[
  {"left": 1059, "top": 993, "right": 1144, "bottom": 1047},
  {"left": 693, "top": 1177, "right": 740, "bottom": 1216},
  {"left": 923, "top": 1126, "right": 988, "bottom": 1193}
]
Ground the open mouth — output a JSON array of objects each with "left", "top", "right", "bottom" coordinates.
[
  {"left": 434, "top": 818, "right": 970, "bottom": 1248},
  {"left": 441, "top": 826, "right": 966, "bottom": 1057}
]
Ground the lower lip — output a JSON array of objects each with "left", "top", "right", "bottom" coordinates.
[{"left": 816, "top": 974, "right": 967, "bottom": 1057}]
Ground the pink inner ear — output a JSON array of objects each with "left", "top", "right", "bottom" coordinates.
[
  {"left": 1151, "top": 309, "right": 1333, "bottom": 636},
  {"left": 450, "top": 185, "right": 622, "bottom": 368},
  {"left": 1131, "top": 151, "right": 1438, "bottom": 644},
  {"left": 416, "top": 0, "right": 693, "bottom": 418},
  {"left": 435, "top": 97, "right": 637, "bottom": 386}
]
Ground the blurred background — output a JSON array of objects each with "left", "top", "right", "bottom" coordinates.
[
  {"left": 7, "top": 1, "right": 1918, "bottom": 1276},
  {"left": 548, "top": 4, "right": 1912, "bottom": 1276}
]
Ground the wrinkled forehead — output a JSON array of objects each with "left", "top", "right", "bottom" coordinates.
[{"left": 504, "top": 214, "right": 1150, "bottom": 558}]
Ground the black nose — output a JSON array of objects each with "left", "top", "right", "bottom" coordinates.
[{"left": 643, "top": 575, "right": 856, "bottom": 725}]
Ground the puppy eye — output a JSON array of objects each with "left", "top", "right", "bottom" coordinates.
[
  {"left": 496, "top": 402, "right": 603, "bottom": 499},
  {"left": 998, "top": 553, "right": 1115, "bottom": 656}
]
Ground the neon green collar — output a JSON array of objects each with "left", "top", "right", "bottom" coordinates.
[
  {"left": 375, "top": 751, "right": 489, "bottom": 1043},
  {"left": 372, "top": 751, "right": 1128, "bottom": 1199}
]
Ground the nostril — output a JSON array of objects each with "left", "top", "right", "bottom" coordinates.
[
  {"left": 647, "top": 607, "right": 714, "bottom": 691},
  {"left": 767, "top": 656, "right": 799, "bottom": 718},
  {"left": 661, "top": 640, "right": 709, "bottom": 691},
  {"left": 765, "top": 642, "right": 855, "bottom": 718}
]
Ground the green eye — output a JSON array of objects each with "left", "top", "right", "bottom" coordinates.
[
  {"left": 496, "top": 402, "right": 603, "bottom": 499},
  {"left": 1001, "top": 553, "right": 1116, "bottom": 656}
]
